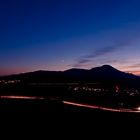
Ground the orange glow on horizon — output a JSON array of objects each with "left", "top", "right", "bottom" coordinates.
[
  {"left": 131, "top": 71, "right": 140, "bottom": 76},
  {"left": 124, "top": 71, "right": 140, "bottom": 76},
  {"left": 116, "top": 66, "right": 140, "bottom": 76}
]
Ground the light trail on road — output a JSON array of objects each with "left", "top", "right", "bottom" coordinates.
[
  {"left": 0, "top": 95, "right": 44, "bottom": 100},
  {"left": 63, "top": 101, "right": 140, "bottom": 113}
]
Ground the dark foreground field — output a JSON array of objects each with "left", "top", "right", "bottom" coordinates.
[
  {"left": 0, "top": 98, "right": 140, "bottom": 126},
  {"left": 0, "top": 98, "right": 140, "bottom": 138}
]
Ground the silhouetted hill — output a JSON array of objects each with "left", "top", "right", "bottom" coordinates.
[
  {"left": 89, "top": 65, "right": 132, "bottom": 81},
  {"left": 0, "top": 65, "right": 140, "bottom": 89}
]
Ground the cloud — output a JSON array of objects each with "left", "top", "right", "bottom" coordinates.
[
  {"left": 73, "top": 43, "right": 124, "bottom": 67},
  {"left": 74, "top": 58, "right": 92, "bottom": 66},
  {"left": 72, "top": 59, "right": 92, "bottom": 67},
  {"left": 73, "top": 37, "right": 135, "bottom": 68},
  {"left": 86, "top": 45, "right": 118, "bottom": 58}
]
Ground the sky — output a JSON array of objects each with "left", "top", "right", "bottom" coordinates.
[{"left": 1, "top": 0, "right": 140, "bottom": 75}]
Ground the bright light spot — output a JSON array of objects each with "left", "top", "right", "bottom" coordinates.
[{"left": 138, "top": 107, "right": 140, "bottom": 111}]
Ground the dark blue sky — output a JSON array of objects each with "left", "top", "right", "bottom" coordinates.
[{"left": 1, "top": 0, "right": 140, "bottom": 75}]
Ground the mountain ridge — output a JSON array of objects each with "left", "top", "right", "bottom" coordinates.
[
  {"left": 0, "top": 65, "right": 140, "bottom": 89},
  {"left": 0, "top": 65, "right": 136, "bottom": 77},
  {"left": 0, "top": 65, "right": 138, "bottom": 78}
]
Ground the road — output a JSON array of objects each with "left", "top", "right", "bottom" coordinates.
[
  {"left": 63, "top": 100, "right": 140, "bottom": 113},
  {"left": 0, "top": 95, "right": 140, "bottom": 113}
]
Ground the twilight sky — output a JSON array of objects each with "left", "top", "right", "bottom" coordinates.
[{"left": 1, "top": 0, "right": 140, "bottom": 75}]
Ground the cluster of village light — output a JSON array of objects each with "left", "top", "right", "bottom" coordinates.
[
  {"left": 72, "top": 86, "right": 140, "bottom": 97},
  {"left": 0, "top": 80, "right": 20, "bottom": 84}
]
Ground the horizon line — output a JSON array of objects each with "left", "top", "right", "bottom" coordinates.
[{"left": 0, "top": 65, "right": 140, "bottom": 77}]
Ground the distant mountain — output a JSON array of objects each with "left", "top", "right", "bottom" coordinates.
[{"left": 0, "top": 65, "right": 140, "bottom": 89}]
